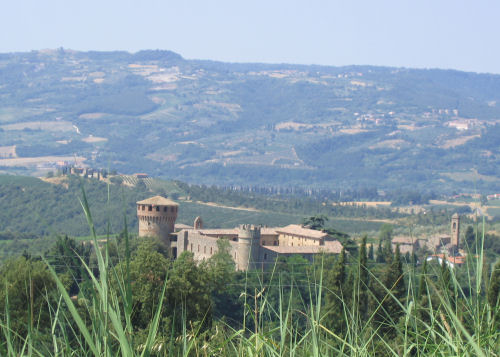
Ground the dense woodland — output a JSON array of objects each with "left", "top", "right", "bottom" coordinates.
[{"left": 1, "top": 225, "right": 499, "bottom": 355}]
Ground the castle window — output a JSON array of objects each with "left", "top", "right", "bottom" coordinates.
[
  {"left": 204, "top": 246, "right": 206, "bottom": 254},
  {"left": 198, "top": 245, "right": 200, "bottom": 252},
  {"left": 190, "top": 243, "right": 193, "bottom": 251},
  {"left": 274, "top": 241, "right": 278, "bottom": 246},
  {"left": 148, "top": 205, "right": 152, "bottom": 211},
  {"left": 210, "top": 247, "right": 213, "bottom": 255},
  {"left": 264, "top": 253, "right": 268, "bottom": 260},
  {"left": 156, "top": 206, "right": 160, "bottom": 212}
]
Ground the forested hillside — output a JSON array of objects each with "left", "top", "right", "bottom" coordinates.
[
  {"left": 1, "top": 50, "right": 500, "bottom": 192},
  {"left": 0, "top": 174, "right": 399, "bottom": 237}
]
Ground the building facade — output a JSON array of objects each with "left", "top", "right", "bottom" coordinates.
[
  {"left": 137, "top": 195, "right": 343, "bottom": 270},
  {"left": 392, "top": 213, "right": 461, "bottom": 256}
]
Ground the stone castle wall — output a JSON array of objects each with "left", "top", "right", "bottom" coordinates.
[
  {"left": 176, "top": 226, "right": 261, "bottom": 270},
  {"left": 177, "top": 230, "right": 221, "bottom": 261}
]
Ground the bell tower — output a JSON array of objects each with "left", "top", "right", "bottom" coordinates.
[{"left": 451, "top": 213, "right": 460, "bottom": 249}]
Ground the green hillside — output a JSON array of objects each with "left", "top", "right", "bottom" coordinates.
[
  {"left": 0, "top": 173, "right": 403, "bottom": 259},
  {"left": 0, "top": 50, "right": 499, "bottom": 192},
  {"left": 0, "top": 174, "right": 394, "bottom": 237}
]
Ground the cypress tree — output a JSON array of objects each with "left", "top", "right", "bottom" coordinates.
[
  {"left": 440, "top": 255, "right": 452, "bottom": 293},
  {"left": 404, "top": 252, "right": 411, "bottom": 264},
  {"left": 324, "top": 249, "right": 347, "bottom": 332},
  {"left": 383, "top": 238, "right": 393, "bottom": 264},
  {"left": 464, "top": 225, "right": 475, "bottom": 250},
  {"left": 418, "top": 259, "right": 428, "bottom": 299},
  {"left": 368, "top": 243, "right": 374, "bottom": 261},
  {"left": 488, "top": 260, "right": 500, "bottom": 311},
  {"left": 382, "top": 244, "right": 406, "bottom": 333},
  {"left": 358, "top": 235, "right": 369, "bottom": 320},
  {"left": 439, "top": 254, "right": 457, "bottom": 310},
  {"left": 376, "top": 239, "right": 385, "bottom": 263}
]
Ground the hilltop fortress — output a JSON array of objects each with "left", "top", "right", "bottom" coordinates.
[{"left": 137, "top": 195, "right": 343, "bottom": 270}]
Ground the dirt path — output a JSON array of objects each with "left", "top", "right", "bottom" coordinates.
[
  {"left": 188, "top": 200, "right": 396, "bottom": 224},
  {"left": 190, "top": 200, "right": 262, "bottom": 212}
]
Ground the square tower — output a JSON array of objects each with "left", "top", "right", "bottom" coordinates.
[{"left": 451, "top": 213, "right": 460, "bottom": 249}]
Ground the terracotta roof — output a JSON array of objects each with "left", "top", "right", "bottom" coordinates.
[
  {"left": 275, "top": 224, "right": 328, "bottom": 239},
  {"left": 137, "top": 196, "right": 179, "bottom": 206},
  {"left": 175, "top": 223, "right": 193, "bottom": 230},
  {"left": 430, "top": 254, "right": 466, "bottom": 265},
  {"left": 263, "top": 240, "right": 343, "bottom": 254},
  {"left": 261, "top": 227, "right": 278, "bottom": 235}
]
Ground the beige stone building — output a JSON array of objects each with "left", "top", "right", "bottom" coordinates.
[
  {"left": 391, "top": 213, "right": 461, "bottom": 256},
  {"left": 137, "top": 195, "right": 343, "bottom": 270},
  {"left": 391, "top": 236, "right": 421, "bottom": 255}
]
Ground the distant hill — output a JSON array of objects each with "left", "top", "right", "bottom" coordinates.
[
  {"left": 0, "top": 175, "right": 392, "bottom": 239},
  {"left": 1, "top": 49, "right": 499, "bottom": 192}
]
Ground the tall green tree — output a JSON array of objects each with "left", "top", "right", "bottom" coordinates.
[
  {"left": 324, "top": 249, "right": 347, "bottom": 332},
  {"left": 418, "top": 259, "right": 428, "bottom": 299},
  {"left": 120, "top": 239, "right": 170, "bottom": 330},
  {"left": 488, "top": 260, "right": 500, "bottom": 312},
  {"left": 380, "top": 245, "right": 406, "bottom": 334},
  {"left": 0, "top": 257, "right": 57, "bottom": 343},
  {"left": 166, "top": 251, "right": 213, "bottom": 334},
  {"left": 45, "top": 235, "right": 92, "bottom": 295},
  {"left": 378, "top": 223, "right": 393, "bottom": 242},
  {"left": 376, "top": 239, "right": 385, "bottom": 263},
  {"left": 358, "top": 235, "right": 369, "bottom": 320},
  {"left": 368, "top": 243, "right": 374, "bottom": 261},
  {"left": 203, "top": 239, "right": 240, "bottom": 321},
  {"left": 464, "top": 226, "right": 475, "bottom": 250},
  {"left": 383, "top": 238, "right": 393, "bottom": 264},
  {"left": 302, "top": 214, "right": 328, "bottom": 230}
]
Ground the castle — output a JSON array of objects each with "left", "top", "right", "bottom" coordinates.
[{"left": 137, "top": 195, "right": 343, "bottom": 270}]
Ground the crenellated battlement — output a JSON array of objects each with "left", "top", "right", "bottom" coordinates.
[{"left": 238, "top": 224, "right": 261, "bottom": 240}]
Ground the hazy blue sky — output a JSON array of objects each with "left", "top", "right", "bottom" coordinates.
[{"left": 1, "top": 0, "right": 498, "bottom": 73}]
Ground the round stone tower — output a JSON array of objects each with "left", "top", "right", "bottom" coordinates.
[
  {"left": 237, "top": 224, "right": 261, "bottom": 270},
  {"left": 137, "top": 195, "right": 178, "bottom": 246}
]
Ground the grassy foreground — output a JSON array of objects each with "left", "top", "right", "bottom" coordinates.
[{"left": 1, "top": 189, "right": 499, "bottom": 356}]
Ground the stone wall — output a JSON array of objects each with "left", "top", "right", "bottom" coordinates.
[
  {"left": 177, "top": 230, "right": 220, "bottom": 260},
  {"left": 176, "top": 227, "right": 261, "bottom": 270},
  {"left": 278, "top": 233, "right": 321, "bottom": 247}
]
